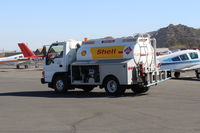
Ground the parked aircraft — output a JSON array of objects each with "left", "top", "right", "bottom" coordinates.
[
  {"left": 0, "top": 42, "right": 43, "bottom": 69},
  {"left": 0, "top": 54, "right": 29, "bottom": 68},
  {"left": 18, "top": 43, "right": 45, "bottom": 68},
  {"left": 157, "top": 49, "right": 200, "bottom": 79}
]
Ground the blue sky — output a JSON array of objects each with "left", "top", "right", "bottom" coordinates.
[{"left": 0, "top": 0, "right": 199, "bottom": 51}]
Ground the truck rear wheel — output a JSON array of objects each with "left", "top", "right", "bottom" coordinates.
[
  {"left": 53, "top": 76, "right": 67, "bottom": 93},
  {"left": 104, "top": 77, "right": 126, "bottom": 96},
  {"left": 131, "top": 85, "right": 149, "bottom": 94}
]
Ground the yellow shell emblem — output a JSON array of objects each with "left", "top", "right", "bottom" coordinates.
[{"left": 81, "top": 50, "right": 87, "bottom": 56}]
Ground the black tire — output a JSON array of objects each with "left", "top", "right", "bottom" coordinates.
[
  {"left": 196, "top": 71, "right": 200, "bottom": 79},
  {"left": 35, "top": 65, "right": 39, "bottom": 68},
  {"left": 53, "top": 76, "right": 67, "bottom": 93},
  {"left": 16, "top": 65, "right": 20, "bottom": 69},
  {"left": 131, "top": 85, "right": 149, "bottom": 94},
  {"left": 24, "top": 65, "right": 28, "bottom": 69},
  {"left": 104, "top": 76, "right": 126, "bottom": 96},
  {"left": 174, "top": 72, "right": 180, "bottom": 78},
  {"left": 82, "top": 87, "right": 94, "bottom": 92}
]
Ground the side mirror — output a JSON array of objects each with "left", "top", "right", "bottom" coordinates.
[
  {"left": 76, "top": 43, "right": 81, "bottom": 52},
  {"left": 42, "top": 46, "right": 47, "bottom": 56}
]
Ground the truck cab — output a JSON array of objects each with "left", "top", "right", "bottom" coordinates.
[{"left": 42, "top": 40, "right": 81, "bottom": 84}]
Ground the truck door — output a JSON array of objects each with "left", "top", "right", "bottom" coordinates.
[{"left": 44, "top": 43, "right": 65, "bottom": 82}]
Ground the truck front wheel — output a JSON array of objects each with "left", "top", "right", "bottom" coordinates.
[
  {"left": 53, "top": 76, "right": 67, "bottom": 93},
  {"left": 104, "top": 77, "right": 126, "bottom": 96},
  {"left": 131, "top": 85, "right": 149, "bottom": 94}
]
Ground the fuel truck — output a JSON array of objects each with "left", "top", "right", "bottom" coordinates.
[{"left": 41, "top": 34, "right": 171, "bottom": 96}]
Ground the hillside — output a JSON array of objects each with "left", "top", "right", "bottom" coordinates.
[{"left": 150, "top": 24, "right": 200, "bottom": 48}]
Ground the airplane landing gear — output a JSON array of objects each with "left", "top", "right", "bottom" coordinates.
[
  {"left": 174, "top": 72, "right": 180, "bottom": 78},
  {"left": 195, "top": 70, "right": 200, "bottom": 79},
  {"left": 16, "top": 65, "right": 20, "bottom": 69}
]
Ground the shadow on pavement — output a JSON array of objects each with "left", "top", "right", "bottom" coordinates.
[
  {"left": 171, "top": 77, "right": 200, "bottom": 81},
  {"left": 0, "top": 90, "right": 148, "bottom": 98}
]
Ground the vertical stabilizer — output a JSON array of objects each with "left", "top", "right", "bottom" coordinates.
[{"left": 18, "top": 43, "right": 36, "bottom": 57}]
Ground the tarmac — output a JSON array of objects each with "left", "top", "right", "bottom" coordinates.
[{"left": 0, "top": 64, "right": 200, "bottom": 133}]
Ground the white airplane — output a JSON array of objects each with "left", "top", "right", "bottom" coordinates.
[
  {"left": 157, "top": 49, "right": 200, "bottom": 79},
  {"left": 0, "top": 54, "right": 29, "bottom": 68},
  {"left": 0, "top": 43, "right": 45, "bottom": 69}
]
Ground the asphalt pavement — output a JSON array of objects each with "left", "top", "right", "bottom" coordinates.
[{"left": 0, "top": 65, "right": 200, "bottom": 133}]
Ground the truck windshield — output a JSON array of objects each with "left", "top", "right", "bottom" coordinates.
[{"left": 46, "top": 43, "right": 64, "bottom": 65}]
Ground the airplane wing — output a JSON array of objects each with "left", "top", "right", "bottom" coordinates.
[
  {"left": 180, "top": 64, "right": 200, "bottom": 71},
  {"left": 0, "top": 59, "right": 19, "bottom": 63},
  {"left": 174, "top": 64, "right": 200, "bottom": 72},
  {"left": 0, "top": 58, "right": 29, "bottom": 64}
]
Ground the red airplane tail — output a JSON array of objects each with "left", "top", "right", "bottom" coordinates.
[{"left": 18, "top": 43, "right": 36, "bottom": 58}]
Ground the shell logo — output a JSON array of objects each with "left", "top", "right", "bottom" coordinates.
[{"left": 81, "top": 50, "right": 87, "bottom": 56}]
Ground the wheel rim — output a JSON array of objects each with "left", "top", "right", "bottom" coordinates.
[
  {"left": 56, "top": 80, "right": 64, "bottom": 91},
  {"left": 107, "top": 80, "right": 117, "bottom": 93}
]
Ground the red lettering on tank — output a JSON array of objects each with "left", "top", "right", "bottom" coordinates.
[
  {"left": 97, "top": 49, "right": 101, "bottom": 55},
  {"left": 118, "top": 51, "right": 123, "bottom": 54},
  {"left": 96, "top": 49, "right": 117, "bottom": 55}
]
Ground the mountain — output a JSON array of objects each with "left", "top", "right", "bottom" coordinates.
[{"left": 149, "top": 24, "right": 200, "bottom": 48}]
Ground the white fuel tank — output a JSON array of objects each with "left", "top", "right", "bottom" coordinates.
[{"left": 77, "top": 35, "right": 155, "bottom": 66}]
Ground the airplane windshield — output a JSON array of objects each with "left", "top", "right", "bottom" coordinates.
[
  {"left": 189, "top": 52, "right": 198, "bottom": 59},
  {"left": 180, "top": 54, "right": 189, "bottom": 61}
]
